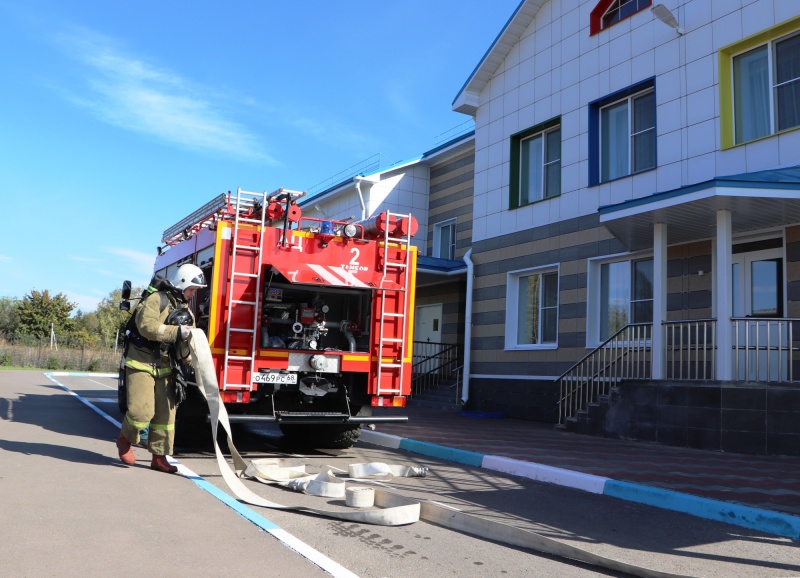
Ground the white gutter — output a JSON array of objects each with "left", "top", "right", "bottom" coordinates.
[
  {"left": 353, "top": 176, "right": 367, "bottom": 220},
  {"left": 461, "top": 248, "right": 473, "bottom": 405}
]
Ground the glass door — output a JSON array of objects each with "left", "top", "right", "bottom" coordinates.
[{"left": 732, "top": 248, "right": 785, "bottom": 380}]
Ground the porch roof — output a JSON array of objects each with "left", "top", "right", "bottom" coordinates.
[
  {"left": 599, "top": 166, "right": 800, "bottom": 251},
  {"left": 416, "top": 255, "right": 466, "bottom": 287}
]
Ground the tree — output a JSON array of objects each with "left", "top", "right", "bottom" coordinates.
[
  {"left": 70, "top": 310, "right": 102, "bottom": 347},
  {"left": 95, "top": 286, "right": 145, "bottom": 346},
  {"left": 16, "top": 290, "right": 77, "bottom": 338},
  {"left": 0, "top": 297, "right": 20, "bottom": 333}
]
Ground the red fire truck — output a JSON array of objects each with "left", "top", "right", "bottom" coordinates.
[{"left": 121, "top": 188, "right": 417, "bottom": 448}]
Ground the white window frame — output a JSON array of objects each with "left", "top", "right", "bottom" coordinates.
[
  {"left": 601, "top": 0, "right": 651, "bottom": 30},
  {"left": 432, "top": 219, "right": 457, "bottom": 260},
  {"left": 587, "top": 253, "right": 653, "bottom": 347},
  {"left": 732, "top": 30, "right": 800, "bottom": 144},
  {"left": 519, "top": 125, "right": 561, "bottom": 206},
  {"left": 599, "top": 88, "right": 655, "bottom": 182},
  {"left": 505, "top": 265, "right": 559, "bottom": 350}
]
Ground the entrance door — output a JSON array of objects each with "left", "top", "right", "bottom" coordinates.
[
  {"left": 731, "top": 248, "right": 785, "bottom": 380},
  {"left": 414, "top": 304, "right": 443, "bottom": 374}
]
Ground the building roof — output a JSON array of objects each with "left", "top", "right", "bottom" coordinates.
[
  {"left": 417, "top": 255, "right": 467, "bottom": 274},
  {"left": 452, "top": 0, "right": 541, "bottom": 116},
  {"left": 300, "top": 131, "right": 475, "bottom": 207}
]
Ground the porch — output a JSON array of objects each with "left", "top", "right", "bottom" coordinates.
[
  {"left": 561, "top": 166, "right": 800, "bottom": 455},
  {"left": 556, "top": 318, "right": 800, "bottom": 456}
]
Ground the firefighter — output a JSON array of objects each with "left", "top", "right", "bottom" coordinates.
[{"left": 115, "top": 263, "right": 206, "bottom": 473}]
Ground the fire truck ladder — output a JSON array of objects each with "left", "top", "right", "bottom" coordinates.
[
  {"left": 222, "top": 187, "right": 268, "bottom": 391},
  {"left": 375, "top": 212, "right": 413, "bottom": 397}
]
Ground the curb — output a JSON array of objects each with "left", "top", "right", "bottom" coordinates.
[{"left": 358, "top": 429, "right": 800, "bottom": 540}]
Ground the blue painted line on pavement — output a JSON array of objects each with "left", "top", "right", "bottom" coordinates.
[
  {"left": 184, "top": 474, "right": 280, "bottom": 530},
  {"left": 604, "top": 480, "right": 800, "bottom": 540},
  {"left": 398, "top": 438, "right": 485, "bottom": 467}
]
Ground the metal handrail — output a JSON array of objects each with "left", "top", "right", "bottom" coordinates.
[
  {"left": 732, "top": 317, "right": 800, "bottom": 382},
  {"left": 411, "top": 341, "right": 460, "bottom": 398},
  {"left": 556, "top": 323, "right": 652, "bottom": 424},
  {"left": 663, "top": 319, "right": 716, "bottom": 380}
]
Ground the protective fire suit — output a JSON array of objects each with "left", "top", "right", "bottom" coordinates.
[{"left": 121, "top": 289, "right": 191, "bottom": 456}]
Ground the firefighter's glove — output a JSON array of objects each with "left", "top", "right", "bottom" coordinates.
[
  {"left": 173, "top": 372, "right": 188, "bottom": 407},
  {"left": 178, "top": 325, "right": 192, "bottom": 342}
]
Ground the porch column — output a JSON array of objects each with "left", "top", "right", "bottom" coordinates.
[
  {"left": 716, "top": 209, "right": 733, "bottom": 380},
  {"left": 652, "top": 223, "right": 667, "bottom": 379}
]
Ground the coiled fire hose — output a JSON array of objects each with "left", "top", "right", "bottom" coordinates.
[
  {"left": 188, "top": 330, "right": 698, "bottom": 578},
  {"left": 188, "top": 328, "right": 422, "bottom": 526}
]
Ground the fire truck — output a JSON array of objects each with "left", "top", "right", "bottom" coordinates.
[{"left": 120, "top": 188, "right": 417, "bottom": 449}]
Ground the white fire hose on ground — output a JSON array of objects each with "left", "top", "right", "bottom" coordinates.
[
  {"left": 189, "top": 329, "right": 421, "bottom": 526},
  {"left": 188, "top": 330, "right": 698, "bottom": 578}
]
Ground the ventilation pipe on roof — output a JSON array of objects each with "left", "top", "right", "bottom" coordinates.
[
  {"left": 461, "top": 248, "right": 473, "bottom": 406},
  {"left": 353, "top": 176, "right": 367, "bottom": 221}
]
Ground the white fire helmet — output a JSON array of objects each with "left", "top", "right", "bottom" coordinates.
[{"left": 171, "top": 263, "right": 207, "bottom": 293}]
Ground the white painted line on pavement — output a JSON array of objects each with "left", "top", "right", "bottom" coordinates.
[{"left": 44, "top": 372, "right": 361, "bottom": 578}]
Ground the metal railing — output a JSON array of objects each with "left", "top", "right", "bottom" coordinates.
[
  {"left": 411, "top": 341, "right": 460, "bottom": 398},
  {"left": 556, "top": 323, "right": 651, "bottom": 424},
  {"left": 664, "top": 319, "right": 717, "bottom": 380},
  {"left": 732, "top": 317, "right": 800, "bottom": 382}
]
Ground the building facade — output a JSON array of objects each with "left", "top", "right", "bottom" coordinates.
[{"left": 451, "top": 0, "right": 800, "bottom": 452}]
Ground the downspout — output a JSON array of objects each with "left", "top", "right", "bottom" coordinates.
[
  {"left": 461, "top": 248, "right": 473, "bottom": 406},
  {"left": 353, "top": 176, "right": 367, "bottom": 221}
]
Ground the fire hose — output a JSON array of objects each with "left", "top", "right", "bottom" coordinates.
[{"left": 188, "top": 329, "right": 699, "bottom": 578}]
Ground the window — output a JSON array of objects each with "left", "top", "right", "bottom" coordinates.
[
  {"left": 590, "top": 0, "right": 651, "bottom": 35},
  {"left": 720, "top": 16, "right": 800, "bottom": 148},
  {"left": 506, "top": 267, "right": 559, "bottom": 349},
  {"left": 732, "top": 32, "right": 800, "bottom": 144},
  {"left": 599, "top": 258, "right": 653, "bottom": 340},
  {"left": 509, "top": 118, "right": 561, "bottom": 209},
  {"left": 600, "top": 90, "right": 655, "bottom": 182},
  {"left": 433, "top": 219, "right": 456, "bottom": 260},
  {"left": 520, "top": 126, "right": 561, "bottom": 205}
]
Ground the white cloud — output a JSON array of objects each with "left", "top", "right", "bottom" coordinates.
[
  {"left": 67, "top": 254, "right": 96, "bottom": 263},
  {"left": 0, "top": 254, "right": 12, "bottom": 262},
  {"left": 56, "top": 28, "right": 279, "bottom": 164},
  {"left": 105, "top": 247, "right": 155, "bottom": 281},
  {"left": 64, "top": 290, "right": 103, "bottom": 314}
]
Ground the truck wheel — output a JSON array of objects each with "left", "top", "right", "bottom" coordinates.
[
  {"left": 321, "top": 425, "right": 360, "bottom": 449},
  {"left": 174, "top": 389, "right": 211, "bottom": 448},
  {"left": 279, "top": 424, "right": 361, "bottom": 449},
  {"left": 279, "top": 404, "right": 369, "bottom": 449}
]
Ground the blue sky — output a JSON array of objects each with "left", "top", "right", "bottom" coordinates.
[{"left": 0, "top": 0, "right": 520, "bottom": 313}]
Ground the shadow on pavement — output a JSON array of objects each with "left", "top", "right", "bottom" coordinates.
[
  {"left": 0, "top": 438, "right": 120, "bottom": 467},
  {"left": 0, "top": 385, "right": 116, "bottom": 445}
]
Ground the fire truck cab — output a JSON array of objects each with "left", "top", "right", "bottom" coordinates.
[{"left": 123, "top": 188, "right": 417, "bottom": 449}]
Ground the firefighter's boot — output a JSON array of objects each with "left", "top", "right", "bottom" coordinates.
[
  {"left": 150, "top": 455, "right": 178, "bottom": 474},
  {"left": 116, "top": 434, "right": 136, "bottom": 465}
]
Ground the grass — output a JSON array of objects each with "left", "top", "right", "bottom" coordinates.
[{"left": 0, "top": 338, "right": 120, "bottom": 373}]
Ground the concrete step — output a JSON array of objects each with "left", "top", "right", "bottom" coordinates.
[{"left": 406, "top": 397, "right": 462, "bottom": 412}]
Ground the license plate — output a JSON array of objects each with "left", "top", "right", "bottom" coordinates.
[{"left": 253, "top": 372, "right": 297, "bottom": 384}]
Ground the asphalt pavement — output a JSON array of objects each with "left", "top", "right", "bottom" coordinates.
[
  {"left": 0, "top": 370, "right": 331, "bottom": 578},
  {"left": 365, "top": 405, "right": 800, "bottom": 539},
  {"left": 2, "top": 370, "right": 799, "bottom": 578}
]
